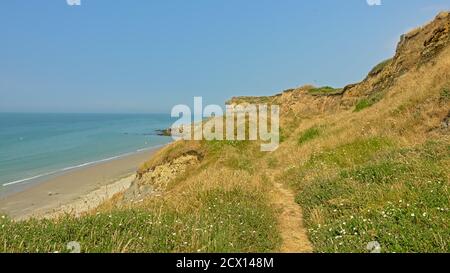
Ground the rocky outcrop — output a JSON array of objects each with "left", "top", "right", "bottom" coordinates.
[
  {"left": 138, "top": 154, "right": 200, "bottom": 190},
  {"left": 155, "top": 128, "right": 172, "bottom": 137},
  {"left": 124, "top": 152, "right": 202, "bottom": 202}
]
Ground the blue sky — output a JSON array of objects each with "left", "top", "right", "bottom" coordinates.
[{"left": 0, "top": 0, "right": 449, "bottom": 113}]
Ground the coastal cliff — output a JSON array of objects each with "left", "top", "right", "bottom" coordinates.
[
  {"left": 118, "top": 11, "right": 449, "bottom": 252},
  {"left": 1, "top": 12, "right": 449, "bottom": 253}
]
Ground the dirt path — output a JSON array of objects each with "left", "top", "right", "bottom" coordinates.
[{"left": 270, "top": 180, "right": 313, "bottom": 253}]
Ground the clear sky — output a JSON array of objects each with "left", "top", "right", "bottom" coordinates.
[{"left": 1, "top": 0, "right": 449, "bottom": 113}]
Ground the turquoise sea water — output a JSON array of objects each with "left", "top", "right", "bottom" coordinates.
[{"left": 0, "top": 113, "right": 173, "bottom": 193}]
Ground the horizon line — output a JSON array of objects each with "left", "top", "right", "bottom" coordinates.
[{"left": 0, "top": 111, "right": 171, "bottom": 115}]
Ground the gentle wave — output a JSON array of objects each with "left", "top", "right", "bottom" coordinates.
[{"left": 2, "top": 144, "right": 165, "bottom": 187}]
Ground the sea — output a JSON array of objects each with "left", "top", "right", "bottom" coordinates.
[{"left": 0, "top": 113, "right": 174, "bottom": 196}]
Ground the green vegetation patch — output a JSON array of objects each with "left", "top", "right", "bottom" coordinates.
[
  {"left": 282, "top": 137, "right": 393, "bottom": 192},
  {"left": 354, "top": 92, "right": 385, "bottom": 112},
  {"left": 340, "top": 161, "right": 410, "bottom": 185},
  {"left": 204, "top": 140, "right": 251, "bottom": 154},
  {"left": 0, "top": 188, "right": 280, "bottom": 253},
  {"left": 308, "top": 86, "right": 343, "bottom": 96},
  {"left": 307, "top": 137, "right": 392, "bottom": 168},
  {"left": 291, "top": 139, "right": 449, "bottom": 253},
  {"left": 225, "top": 156, "right": 254, "bottom": 173},
  {"left": 354, "top": 99, "right": 373, "bottom": 112},
  {"left": 298, "top": 127, "right": 321, "bottom": 145}
]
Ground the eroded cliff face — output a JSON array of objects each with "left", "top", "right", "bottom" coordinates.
[
  {"left": 228, "top": 12, "right": 450, "bottom": 116},
  {"left": 228, "top": 85, "right": 343, "bottom": 118},
  {"left": 124, "top": 149, "right": 204, "bottom": 202},
  {"left": 342, "top": 11, "right": 450, "bottom": 104}
]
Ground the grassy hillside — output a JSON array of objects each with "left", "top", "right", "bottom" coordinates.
[{"left": 1, "top": 12, "right": 449, "bottom": 253}]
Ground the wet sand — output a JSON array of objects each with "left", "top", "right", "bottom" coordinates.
[{"left": 0, "top": 147, "right": 161, "bottom": 220}]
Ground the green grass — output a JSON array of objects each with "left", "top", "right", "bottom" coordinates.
[
  {"left": 288, "top": 139, "right": 449, "bottom": 253},
  {"left": 340, "top": 161, "right": 410, "bottom": 185},
  {"left": 225, "top": 156, "right": 254, "bottom": 173},
  {"left": 354, "top": 92, "right": 385, "bottom": 112},
  {"left": 298, "top": 127, "right": 321, "bottom": 145},
  {"left": 204, "top": 140, "right": 262, "bottom": 173},
  {"left": 307, "top": 137, "right": 392, "bottom": 168},
  {"left": 204, "top": 140, "right": 251, "bottom": 154},
  {"left": 283, "top": 137, "right": 393, "bottom": 192},
  {"left": 0, "top": 188, "right": 280, "bottom": 253},
  {"left": 354, "top": 99, "right": 373, "bottom": 112},
  {"left": 308, "top": 86, "right": 343, "bottom": 96}
]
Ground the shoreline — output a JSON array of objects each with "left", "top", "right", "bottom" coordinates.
[
  {"left": 2, "top": 145, "right": 165, "bottom": 189},
  {"left": 34, "top": 174, "right": 136, "bottom": 220},
  {"left": 0, "top": 146, "right": 164, "bottom": 221}
]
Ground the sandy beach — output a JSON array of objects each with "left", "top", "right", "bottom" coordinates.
[{"left": 0, "top": 147, "right": 161, "bottom": 220}]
